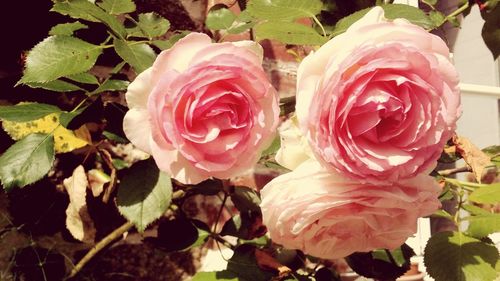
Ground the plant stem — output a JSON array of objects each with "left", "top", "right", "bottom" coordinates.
[
  {"left": 312, "top": 15, "right": 327, "bottom": 38},
  {"left": 210, "top": 233, "right": 235, "bottom": 250},
  {"left": 436, "top": 1, "right": 470, "bottom": 28},
  {"left": 443, "top": 177, "right": 477, "bottom": 192},
  {"left": 213, "top": 192, "right": 228, "bottom": 233},
  {"left": 438, "top": 166, "right": 471, "bottom": 176},
  {"left": 69, "top": 221, "right": 134, "bottom": 278}
]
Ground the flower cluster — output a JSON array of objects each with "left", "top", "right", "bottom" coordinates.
[
  {"left": 124, "top": 7, "right": 460, "bottom": 259},
  {"left": 262, "top": 7, "right": 460, "bottom": 259}
]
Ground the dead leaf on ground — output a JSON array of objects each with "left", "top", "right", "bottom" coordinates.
[
  {"left": 255, "top": 249, "right": 292, "bottom": 280},
  {"left": 64, "top": 165, "right": 96, "bottom": 243},
  {"left": 452, "top": 135, "right": 493, "bottom": 183}
]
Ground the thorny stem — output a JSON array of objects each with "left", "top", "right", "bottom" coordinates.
[{"left": 68, "top": 221, "right": 134, "bottom": 278}]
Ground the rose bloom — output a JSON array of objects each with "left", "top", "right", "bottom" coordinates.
[
  {"left": 123, "top": 33, "right": 279, "bottom": 184},
  {"left": 293, "top": 7, "right": 461, "bottom": 182},
  {"left": 260, "top": 160, "right": 441, "bottom": 259}
]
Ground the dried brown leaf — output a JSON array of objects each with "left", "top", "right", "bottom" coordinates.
[
  {"left": 453, "top": 135, "right": 493, "bottom": 183},
  {"left": 64, "top": 165, "right": 96, "bottom": 243}
]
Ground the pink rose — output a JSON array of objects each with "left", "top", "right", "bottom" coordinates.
[
  {"left": 123, "top": 33, "right": 280, "bottom": 184},
  {"left": 293, "top": 7, "right": 461, "bottom": 182},
  {"left": 260, "top": 160, "right": 441, "bottom": 259}
]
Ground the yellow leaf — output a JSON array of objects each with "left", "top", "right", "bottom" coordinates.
[{"left": 2, "top": 113, "right": 89, "bottom": 153}]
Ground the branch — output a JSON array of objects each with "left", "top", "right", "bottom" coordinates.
[
  {"left": 438, "top": 166, "right": 471, "bottom": 177},
  {"left": 69, "top": 221, "right": 134, "bottom": 278}
]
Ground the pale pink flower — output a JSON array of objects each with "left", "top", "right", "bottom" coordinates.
[
  {"left": 291, "top": 7, "right": 461, "bottom": 182},
  {"left": 123, "top": 33, "right": 279, "bottom": 184},
  {"left": 260, "top": 160, "right": 441, "bottom": 259}
]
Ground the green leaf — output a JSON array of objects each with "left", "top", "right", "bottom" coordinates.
[
  {"left": 23, "top": 80, "right": 83, "bottom": 92},
  {"left": 0, "top": 103, "right": 62, "bottom": 122},
  {"left": 128, "top": 12, "right": 170, "bottom": 39},
  {"left": 429, "top": 10, "right": 446, "bottom": 26},
  {"left": 151, "top": 31, "right": 190, "bottom": 50},
  {"left": 112, "top": 158, "right": 129, "bottom": 170},
  {"left": 469, "top": 183, "right": 500, "bottom": 204},
  {"left": 97, "top": 0, "right": 136, "bottom": 15},
  {"left": 483, "top": 145, "right": 500, "bottom": 157},
  {"left": 462, "top": 204, "right": 492, "bottom": 216},
  {"left": 439, "top": 182, "right": 455, "bottom": 201},
  {"left": 113, "top": 39, "right": 156, "bottom": 74},
  {"left": 151, "top": 40, "right": 172, "bottom": 50},
  {"left": 91, "top": 79, "right": 130, "bottom": 95},
  {"left": 149, "top": 218, "right": 209, "bottom": 251},
  {"left": 424, "top": 231, "right": 499, "bottom": 281},
  {"left": 59, "top": 108, "right": 85, "bottom": 128},
  {"left": 230, "top": 186, "right": 261, "bottom": 213},
  {"left": 19, "top": 36, "right": 102, "bottom": 84},
  {"left": 261, "top": 136, "right": 280, "bottom": 157},
  {"left": 314, "top": 267, "right": 340, "bottom": 281},
  {"left": 51, "top": 0, "right": 126, "bottom": 38},
  {"left": 466, "top": 214, "right": 500, "bottom": 238},
  {"left": 247, "top": 0, "right": 323, "bottom": 21},
  {"left": 61, "top": 96, "right": 103, "bottom": 130},
  {"left": 238, "top": 236, "right": 269, "bottom": 247},
  {"left": 482, "top": 145, "right": 500, "bottom": 168},
  {"left": 227, "top": 21, "right": 256, "bottom": 34},
  {"left": 254, "top": 21, "right": 326, "bottom": 45},
  {"left": 0, "top": 134, "right": 55, "bottom": 190},
  {"left": 346, "top": 244, "right": 414, "bottom": 280},
  {"left": 187, "top": 179, "right": 223, "bottom": 196},
  {"left": 220, "top": 212, "right": 266, "bottom": 240},
  {"left": 206, "top": 4, "right": 237, "bottom": 30},
  {"left": 191, "top": 271, "right": 238, "bottom": 281},
  {"left": 330, "top": 8, "right": 371, "bottom": 37},
  {"left": 151, "top": 218, "right": 199, "bottom": 252},
  {"left": 103, "top": 131, "right": 128, "bottom": 143},
  {"left": 482, "top": 4, "right": 500, "bottom": 59},
  {"left": 51, "top": 0, "right": 99, "bottom": 22},
  {"left": 191, "top": 220, "right": 211, "bottom": 248},
  {"left": 49, "top": 21, "right": 88, "bottom": 36},
  {"left": 110, "top": 61, "right": 126, "bottom": 74},
  {"left": 116, "top": 158, "right": 172, "bottom": 232},
  {"left": 227, "top": 10, "right": 257, "bottom": 34},
  {"left": 431, "top": 209, "right": 454, "bottom": 221},
  {"left": 382, "top": 4, "right": 436, "bottom": 30},
  {"left": 226, "top": 244, "right": 275, "bottom": 281},
  {"left": 66, "top": 72, "right": 99, "bottom": 84}
]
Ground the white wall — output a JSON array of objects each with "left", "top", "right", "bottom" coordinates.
[{"left": 453, "top": 5, "right": 500, "bottom": 87}]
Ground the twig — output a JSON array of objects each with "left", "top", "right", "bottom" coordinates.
[
  {"left": 68, "top": 221, "right": 134, "bottom": 278},
  {"left": 211, "top": 233, "right": 235, "bottom": 250},
  {"left": 213, "top": 192, "right": 228, "bottom": 233},
  {"left": 98, "top": 148, "right": 117, "bottom": 203},
  {"left": 438, "top": 166, "right": 471, "bottom": 177}
]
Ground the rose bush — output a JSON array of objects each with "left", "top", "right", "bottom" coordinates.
[
  {"left": 260, "top": 160, "right": 441, "bottom": 259},
  {"left": 291, "top": 7, "right": 461, "bottom": 182},
  {"left": 123, "top": 33, "right": 280, "bottom": 184}
]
